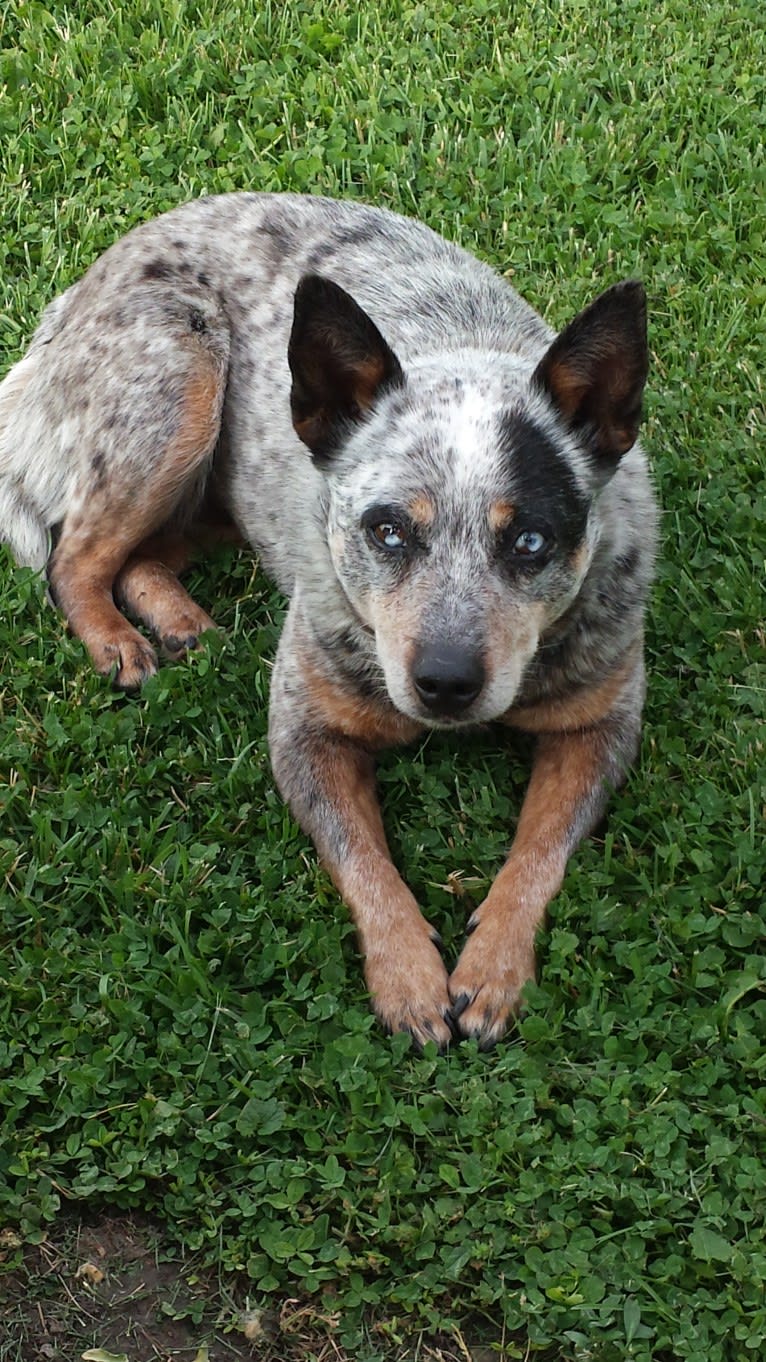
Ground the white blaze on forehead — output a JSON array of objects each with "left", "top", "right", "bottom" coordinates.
[{"left": 445, "top": 384, "right": 500, "bottom": 484}]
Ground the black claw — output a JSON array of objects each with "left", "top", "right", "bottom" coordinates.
[
  {"left": 465, "top": 916, "right": 479, "bottom": 936},
  {"left": 479, "top": 1030, "right": 500, "bottom": 1053},
  {"left": 163, "top": 632, "right": 198, "bottom": 654},
  {"left": 422, "top": 1016, "right": 454, "bottom": 1053},
  {"left": 407, "top": 1026, "right": 432, "bottom": 1057},
  {"left": 115, "top": 667, "right": 152, "bottom": 693},
  {"left": 448, "top": 991, "right": 472, "bottom": 1020},
  {"left": 430, "top": 928, "right": 444, "bottom": 949}
]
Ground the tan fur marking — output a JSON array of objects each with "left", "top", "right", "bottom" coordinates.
[
  {"left": 50, "top": 530, "right": 159, "bottom": 687},
  {"left": 570, "top": 541, "right": 590, "bottom": 577},
  {"left": 408, "top": 494, "right": 436, "bottom": 528},
  {"left": 174, "top": 361, "right": 224, "bottom": 468},
  {"left": 505, "top": 642, "right": 641, "bottom": 733},
  {"left": 481, "top": 598, "right": 546, "bottom": 713},
  {"left": 301, "top": 653, "right": 423, "bottom": 748},
  {"left": 488, "top": 499, "right": 516, "bottom": 533},
  {"left": 367, "top": 578, "right": 435, "bottom": 711}
]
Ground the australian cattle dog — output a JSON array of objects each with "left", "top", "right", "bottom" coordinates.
[{"left": 0, "top": 194, "right": 658, "bottom": 1048}]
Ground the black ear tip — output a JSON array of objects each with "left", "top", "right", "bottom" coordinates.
[
  {"left": 295, "top": 272, "right": 323, "bottom": 294},
  {"left": 611, "top": 278, "right": 647, "bottom": 316},
  {"left": 294, "top": 273, "right": 346, "bottom": 307},
  {"left": 589, "top": 280, "right": 647, "bottom": 343},
  {"left": 622, "top": 278, "right": 646, "bottom": 303}
]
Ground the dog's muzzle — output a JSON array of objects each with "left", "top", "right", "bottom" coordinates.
[{"left": 412, "top": 641, "right": 485, "bottom": 718}]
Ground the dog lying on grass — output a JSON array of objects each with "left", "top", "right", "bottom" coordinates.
[{"left": 0, "top": 193, "right": 658, "bottom": 1048}]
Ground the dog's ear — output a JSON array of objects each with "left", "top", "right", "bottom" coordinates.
[
  {"left": 288, "top": 274, "right": 404, "bottom": 464},
  {"left": 533, "top": 280, "right": 648, "bottom": 465}
]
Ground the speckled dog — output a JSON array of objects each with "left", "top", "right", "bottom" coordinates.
[{"left": 0, "top": 193, "right": 658, "bottom": 1048}]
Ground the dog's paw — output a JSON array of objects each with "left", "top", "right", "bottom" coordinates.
[
  {"left": 366, "top": 936, "right": 454, "bottom": 1051},
  {"left": 91, "top": 633, "right": 158, "bottom": 690},
  {"left": 448, "top": 915, "right": 537, "bottom": 1048},
  {"left": 159, "top": 605, "right": 217, "bottom": 659}
]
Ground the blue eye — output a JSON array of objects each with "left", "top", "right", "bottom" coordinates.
[
  {"left": 513, "top": 529, "right": 549, "bottom": 557},
  {"left": 371, "top": 521, "right": 407, "bottom": 551}
]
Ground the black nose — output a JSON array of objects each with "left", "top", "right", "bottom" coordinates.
[{"left": 412, "top": 643, "right": 485, "bottom": 716}]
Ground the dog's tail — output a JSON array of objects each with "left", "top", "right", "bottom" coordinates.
[{"left": 0, "top": 349, "right": 53, "bottom": 571}]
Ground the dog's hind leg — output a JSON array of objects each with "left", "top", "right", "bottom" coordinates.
[
  {"left": 48, "top": 333, "right": 228, "bottom": 689},
  {"left": 114, "top": 530, "right": 216, "bottom": 660},
  {"left": 115, "top": 506, "right": 245, "bottom": 658}
]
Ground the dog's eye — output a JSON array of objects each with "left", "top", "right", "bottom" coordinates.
[
  {"left": 512, "top": 529, "right": 548, "bottom": 557},
  {"left": 370, "top": 521, "right": 407, "bottom": 551}
]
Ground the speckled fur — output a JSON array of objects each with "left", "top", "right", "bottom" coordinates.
[{"left": 0, "top": 192, "right": 658, "bottom": 1048}]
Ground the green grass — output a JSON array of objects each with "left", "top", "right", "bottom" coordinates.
[{"left": 1, "top": 1, "right": 764, "bottom": 1358}]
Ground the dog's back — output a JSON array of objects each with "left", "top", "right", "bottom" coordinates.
[{"left": 0, "top": 194, "right": 550, "bottom": 572}]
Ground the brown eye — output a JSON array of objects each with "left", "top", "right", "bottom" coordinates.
[{"left": 371, "top": 521, "right": 407, "bottom": 550}]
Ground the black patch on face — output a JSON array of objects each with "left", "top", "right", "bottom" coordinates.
[
  {"left": 497, "top": 414, "right": 590, "bottom": 557},
  {"left": 189, "top": 308, "right": 207, "bottom": 334}
]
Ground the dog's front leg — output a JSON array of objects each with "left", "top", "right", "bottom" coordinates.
[
  {"left": 449, "top": 671, "right": 643, "bottom": 1047},
  {"left": 268, "top": 641, "right": 454, "bottom": 1050}
]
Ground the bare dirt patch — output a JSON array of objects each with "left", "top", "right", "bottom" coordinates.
[
  {"left": 0, "top": 1215, "right": 256, "bottom": 1361},
  {"left": 0, "top": 1216, "right": 496, "bottom": 1362}
]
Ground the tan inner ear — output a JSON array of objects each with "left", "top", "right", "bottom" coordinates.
[
  {"left": 544, "top": 358, "right": 590, "bottom": 418},
  {"left": 609, "top": 424, "right": 638, "bottom": 455},
  {"left": 293, "top": 410, "right": 327, "bottom": 447},
  {"left": 353, "top": 353, "right": 389, "bottom": 409}
]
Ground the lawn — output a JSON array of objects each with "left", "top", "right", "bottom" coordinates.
[{"left": 0, "top": 1, "right": 764, "bottom": 1359}]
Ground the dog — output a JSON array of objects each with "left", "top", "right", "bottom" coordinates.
[{"left": 0, "top": 193, "right": 658, "bottom": 1048}]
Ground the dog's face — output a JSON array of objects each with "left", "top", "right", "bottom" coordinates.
[{"left": 289, "top": 274, "right": 648, "bottom": 727}]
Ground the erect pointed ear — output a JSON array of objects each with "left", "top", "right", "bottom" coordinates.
[
  {"left": 533, "top": 281, "right": 648, "bottom": 465},
  {"left": 288, "top": 274, "right": 404, "bottom": 465}
]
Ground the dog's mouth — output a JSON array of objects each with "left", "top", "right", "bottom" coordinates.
[
  {"left": 418, "top": 709, "right": 489, "bottom": 731},
  {"left": 396, "top": 684, "right": 495, "bottom": 730}
]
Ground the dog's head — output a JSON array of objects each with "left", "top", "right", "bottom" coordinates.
[{"left": 288, "top": 272, "right": 648, "bottom": 727}]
